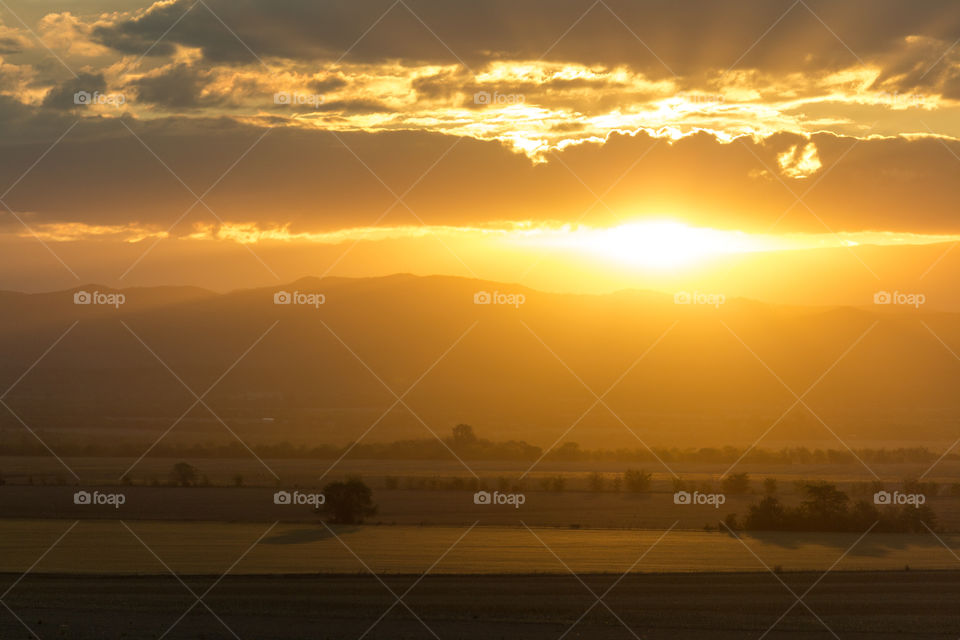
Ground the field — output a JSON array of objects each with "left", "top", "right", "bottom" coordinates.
[
  {"left": 2, "top": 520, "right": 959, "bottom": 575},
  {"left": 3, "top": 572, "right": 960, "bottom": 639},
  {"left": 4, "top": 458, "right": 959, "bottom": 637}
]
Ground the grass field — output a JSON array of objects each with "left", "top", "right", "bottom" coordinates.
[{"left": 1, "top": 520, "right": 959, "bottom": 575}]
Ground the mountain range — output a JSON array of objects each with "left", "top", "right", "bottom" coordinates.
[{"left": 1, "top": 274, "right": 957, "bottom": 451}]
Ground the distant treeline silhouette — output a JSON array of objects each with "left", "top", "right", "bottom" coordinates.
[{"left": 0, "top": 423, "right": 954, "bottom": 464}]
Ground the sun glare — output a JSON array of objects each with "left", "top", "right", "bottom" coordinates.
[{"left": 528, "top": 220, "right": 767, "bottom": 269}]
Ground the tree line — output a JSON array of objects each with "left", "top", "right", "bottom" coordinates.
[
  {"left": 0, "top": 423, "right": 951, "bottom": 464},
  {"left": 726, "top": 481, "right": 938, "bottom": 533}
]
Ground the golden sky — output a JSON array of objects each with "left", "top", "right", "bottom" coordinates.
[{"left": 2, "top": 0, "right": 960, "bottom": 299}]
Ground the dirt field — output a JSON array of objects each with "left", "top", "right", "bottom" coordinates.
[{"left": 2, "top": 571, "right": 959, "bottom": 639}]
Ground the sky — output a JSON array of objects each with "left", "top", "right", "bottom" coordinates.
[{"left": 1, "top": 0, "right": 960, "bottom": 302}]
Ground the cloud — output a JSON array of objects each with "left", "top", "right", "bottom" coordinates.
[
  {"left": 41, "top": 72, "right": 108, "bottom": 109},
  {"left": 4, "top": 0, "right": 960, "bottom": 245},
  {"left": 777, "top": 141, "right": 822, "bottom": 179},
  {"left": 1, "top": 117, "right": 959, "bottom": 236},
  {"left": 0, "top": 18, "right": 32, "bottom": 54},
  {"left": 37, "top": 11, "right": 113, "bottom": 58},
  {"left": 132, "top": 63, "right": 212, "bottom": 108},
  {"left": 2, "top": 0, "right": 955, "bottom": 161},
  {"left": 90, "top": 0, "right": 960, "bottom": 84}
]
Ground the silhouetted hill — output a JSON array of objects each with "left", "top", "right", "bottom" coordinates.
[{"left": 0, "top": 275, "right": 957, "bottom": 450}]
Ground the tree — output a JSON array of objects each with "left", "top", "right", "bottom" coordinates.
[
  {"left": 553, "top": 442, "right": 582, "bottom": 461},
  {"left": 588, "top": 472, "right": 606, "bottom": 492},
  {"left": 722, "top": 473, "right": 751, "bottom": 495},
  {"left": 540, "top": 475, "right": 566, "bottom": 492},
  {"left": 763, "top": 478, "right": 778, "bottom": 495},
  {"left": 744, "top": 496, "right": 787, "bottom": 531},
  {"left": 452, "top": 424, "right": 478, "bottom": 447},
  {"left": 891, "top": 503, "right": 937, "bottom": 533},
  {"left": 732, "top": 483, "right": 942, "bottom": 533},
  {"left": 170, "top": 462, "right": 199, "bottom": 487},
  {"left": 723, "top": 513, "right": 741, "bottom": 532},
  {"left": 623, "top": 469, "right": 652, "bottom": 493},
  {"left": 799, "top": 482, "right": 849, "bottom": 529},
  {"left": 849, "top": 500, "right": 880, "bottom": 529},
  {"left": 322, "top": 477, "right": 378, "bottom": 524}
]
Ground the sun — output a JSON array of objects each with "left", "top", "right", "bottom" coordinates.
[{"left": 528, "top": 220, "right": 767, "bottom": 270}]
